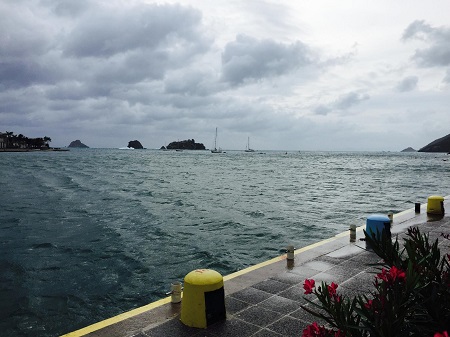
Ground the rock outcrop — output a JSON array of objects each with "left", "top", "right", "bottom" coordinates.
[
  {"left": 128, "top": 140, "right": 144, "bottom": 149},
  {"left": 68, "top": 140, "right": 89, "bottom": 148},
  {"left": 166, "top": 139, "right": 205, "bottom": 150},
  {"left": 418, "top": 134, "right": 450, "bottom": 153},
  {"left": 401, "top": 147, "right": 416, "bottom": 152}
]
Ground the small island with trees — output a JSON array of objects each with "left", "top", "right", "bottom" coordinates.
[
  {"left": 0, "top": 131, "right": 67, "bottom": 152},
  {"left": 161, "top": 139, "right": 206, "bottom": 150}
]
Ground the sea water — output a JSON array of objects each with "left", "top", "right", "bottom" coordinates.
[{"left": 0, "top": 149, "right": 448, "bottom": 337}]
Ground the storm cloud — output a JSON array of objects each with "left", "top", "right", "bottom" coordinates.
[
  {"left": 221, "top": 35, "right": 316, "bottom": 85},
  {"left": 314, "top": 91, "right": 370, "bottom": 116},
  {"left": 403, "top": 20, "right": 450, "bottom": 67}
]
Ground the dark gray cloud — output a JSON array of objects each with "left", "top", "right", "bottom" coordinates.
[
  {"left": 0, "top": 6, "right": 52, "bottom": 60},
  {"left": 221, "top": 35, "right": 315, "bottom": 85},
  {"left": 334, "top": 92, "right": 370, "bottom": 110},
  {"left": 44, "top": 0, "right": 91, "bottom": 17},
  {"left": 164, "top": 69, "right": 221, "bottom": 96},
  {"left": 402, "top": 20, "right": 434, "bottom": 40},
  {"left": 396, "top": 76, "right": 418, "bottom": 92},
  {"left": 0, "top": 60, "right": 59, "bottom": 89},
  {"left": 0, "top": 1, "right": 214, "bottom": 111},
  {"left": 63, "top": 4, "right": 206, "bottom": 58},
  {"left": 402, "top": 20, "right": 450, "bottom": 67},
  {"left": 313, "top": 91, "right": 370, "bottom": 115}
]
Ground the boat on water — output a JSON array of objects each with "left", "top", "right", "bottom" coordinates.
[
  {"left": 244, "top": 137, "right": 255, "bottom": 152},
  {"left": 211, "top": 127, "right": 222, "bottom": 153}
]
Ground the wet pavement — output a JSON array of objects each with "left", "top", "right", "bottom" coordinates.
[{"left": 63, "top": 198, "right": 450, "bottom": 337}]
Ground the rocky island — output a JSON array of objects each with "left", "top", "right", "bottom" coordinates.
[
  {"left": 68, "top": 140, "right": 89, "bottom": 148},
  {"left": 127, "top": 140, "right": 144, "bottom": 149},
  {"left": 418, "top": 133, "right": 450, "bottom": 153},
  {"left": 401, "top": 147, "right": 416, "bottom": 152},
  {"left": 162, "top": 139, "right": 205, "bottom": 150}
]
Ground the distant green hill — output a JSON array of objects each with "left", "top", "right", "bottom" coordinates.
[{"left": 418, "top": 134, "right": 450, "bottom": 153}]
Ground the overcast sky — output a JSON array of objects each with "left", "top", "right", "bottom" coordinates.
[{"left": 1, "top": 0, "right": 450, "bottom": 151}]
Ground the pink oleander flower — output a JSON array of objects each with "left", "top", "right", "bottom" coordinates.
[
  {"left": 364, "top": 299, "right": 373, "bottom": 309},
  {"left": 376, "top": 268, "right": 389, "bottom": 282},
  {"left": 302, "top": 322, "right": 339, "bottom": 337},
  {"left": 390, "top": 265, "right": 406, "bottom": 281},
  {"left": 327, "top": 282, "right": 338, "bottom": 296},
  {"left": 376, "top": 266, "right": 406, "bottom": 284},
  {"left": 302, "top": 322, "right": 320, "bottom": 336},
  {"left": 304, "top": 279, "right": 315, "bottom": 294},
  {"left": 434, "top": 331, "right": 449, "bottom": 337}
]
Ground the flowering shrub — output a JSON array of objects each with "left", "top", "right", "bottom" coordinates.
[{"left": 301, "top": 227, "right": 450, "bottom": 337}]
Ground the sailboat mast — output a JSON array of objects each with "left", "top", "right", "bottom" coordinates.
[{"left": 215, "top": 127, "right": 218, "bottom": 149}]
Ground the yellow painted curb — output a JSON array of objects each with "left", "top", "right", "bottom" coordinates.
[{"left": 60, "top": 297, "right": 171, "bottom": 336}]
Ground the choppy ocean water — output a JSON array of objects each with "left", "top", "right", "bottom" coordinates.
[{"left": 0, "top": 149, "right": 448, "bottom": 337}]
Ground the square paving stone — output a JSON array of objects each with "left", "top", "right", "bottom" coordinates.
[
  {"left": 258, "top": 295, "right": 300, "bottom": 315},
  {"left": 228, "top": 287, "right": 273, "bottom": 305},
  {"left": 348, "top": 250, "right": 382, "bottom": 264},
  {"left": 277, "top": 285, "right": 308, "bottom": 304},
  {"left": 270, "top": 271, "right": 308, "bottom": 285},
  {"left": 251, "top": 279, "right": 292, "bottom": 294},
  {"left": 338, "top": 284, "right": 374, "bottom": 299},
  {"left": 315, "top": 255, "right": 347, "bottom": 265},
  {"left": 144, "top": 318, "right": 201, "bottom": 337},
  {"left": 235, "top": 305, "right": 283, "bottom": 328},
  {"left": 289, "top": 306, "right": 327, "bottom": 326},
  {"left": 266, "top": 316, "right": 309, "bottom": 337},
  {"left": 340, "top": 271, "right": 376, "bottom": 293},
  {"left": 225, "top": 296, "right": 252, "bottom": 314},
  {"left": 309, "top": 271, "right": 348, "bottom": 284},
  {"left": 283, "top": 266, "right": 321, "bottom": 280},
  {"left": 323, "top": 266, "right": 359, "bottom": 281},
  {"left": 251, "top": 328, "right": 284, "bottom": 336},
  {"left": 202, "top": 317, "right": 260, "bottom": 337},
  {"left": 302, "top": 260, "right": 335, "bottom": 273}
]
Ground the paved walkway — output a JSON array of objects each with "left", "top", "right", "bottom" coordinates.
[{"left": 63, "top": 198, "right": 450, "bottom": 337}]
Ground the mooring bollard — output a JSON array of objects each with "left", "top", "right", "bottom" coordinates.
[
  {"left": 349, "top": 224, "right": 356, "bottom": 242},
  {"left": 366, "top": 214, "right": 391, "bottom": 249},
  {"left": 180, "top": 269, "right": 226, "bottom": 328},
  {"left": 286, "top": 245, "right": 294, "bottom": 260},
  {"left": 167, "top": 281, "right": 182, "bottom": 303},
  {"left": 427, "top": 195, "right": 445, "bottom": 215}
]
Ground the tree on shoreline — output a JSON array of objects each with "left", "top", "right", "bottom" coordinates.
[{"left": 0, "top": 131, "right": 52, "bottom": 149}]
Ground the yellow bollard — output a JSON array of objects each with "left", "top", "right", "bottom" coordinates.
[
  {"left": 427, "top": 196, "right": 445, "bottom": 215},
  {"left": 180, "top": 269, "right": 226, "bottom": 328}
]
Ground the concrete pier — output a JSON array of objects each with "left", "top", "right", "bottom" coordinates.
[{"left": 62, "top": 197, "right": 450, "bottom": 337}]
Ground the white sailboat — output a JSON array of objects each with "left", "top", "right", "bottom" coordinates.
[
  {"left": 211, "top": 127, "right": 222, "bottom": 153},
  {"left": 244, "top": 137, "right": 255, "bottom": 152}
]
